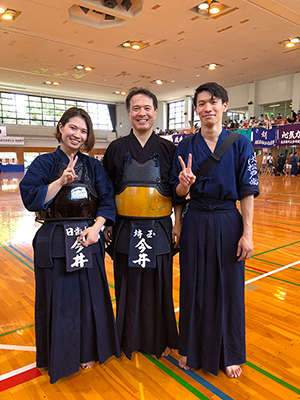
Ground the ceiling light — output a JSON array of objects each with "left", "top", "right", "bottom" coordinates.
[
  {"left": 84, "top": 66, "right": 93, "bottom": 72},
  {"left": 209, "top": 1, "right": 221, "bottom": 14},
  {"left": 0, "top": 7, "right": 5, "bottom": 14},
  {"left": 43, "top": 81, "right": 60, "bottom": 86},
  {"left": 1, "top": 9, "right": 16, "bottom": 20},
  {"left": 208, "top": 63, "right": 217, "bottom": 70},
  {"left": 285, "top": 41, "right": 295, "bottom": 48},
  {"left": 202, "top": 62, "right": 222, "bottom": 70},
  {"left": 198, "top": 3, "right": 209, "bottom": 11},
  {"left": 131, "top": 42, "right": 141, "bottom": 50},
  {"left": 120, "top": 91, "right": 127, "bottom": 95},
  {"left": 114, "top": 91, "right": 121, "bottom": 94},
  {"left": 120, "top": 40, "right": 148, "bottom": 51},
  {"left": 155, "top": 80, "right": 163, "bottom": 85},
  {"left": 122, "top": 41, "right": 131, "bottom": 47},
  {"left": 290, "top": 37, "right": 300, "bottom": 43},
  {"left": 280, "top": 37, "right": 300, "bottom": 48},
  {"left": 75, "top": 65, "right": 84, "bottom": 70}
]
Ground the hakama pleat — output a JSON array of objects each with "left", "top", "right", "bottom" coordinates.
[
  {"left": 179, "top": 202, "right": 245, "bottom": 375},
  {"left": 114, "top": 252, "right": 178, "bottom": 359}
]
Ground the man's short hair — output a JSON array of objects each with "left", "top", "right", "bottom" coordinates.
[
  {"left": 126, "top": 87, "right": 158, "bottom": 112},
  {"left": 193, "top": 82, "right": 229, "bottom": 107}
]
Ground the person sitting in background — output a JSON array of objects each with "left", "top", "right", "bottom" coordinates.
[{"left": 258, "top": 114, "right": 264, "bottom": 126}]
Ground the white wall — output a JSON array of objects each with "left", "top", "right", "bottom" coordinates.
[
  {"left": 257, "top": 75, "right": 294, "bottom": 104},
  {"left": 226, "top": 84, "right": 249, "bottom": 108}
]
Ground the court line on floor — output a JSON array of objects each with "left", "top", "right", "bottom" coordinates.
[
  {"left": 254, "top": 222, "right": 300, "bottom": 234},
  {"left": 0, "top": 363, "right": 42, "bottom": 392},
  {"left": 0, "top": 244, "right": 34, "bottom": 272},
  {"left": 165, "top": 355, "right": 233, "bottom": 400},
  {"left": 253, "top": 240, "right": 300, "bottom": 257},
  {"left": 0, "top": 344, "right": 36, "bottom": 351},
  {"left": 0, "top": 324, "right": 35, "bottom": 338},
  {"left": 246, "top": 261, "right": 300, "bottom": 285},
  {"left": 245, "top": 361, "right": 300, "bottom": 395},
  {"left": 141, "top": 353, "right": 212, "bottom": 400}
]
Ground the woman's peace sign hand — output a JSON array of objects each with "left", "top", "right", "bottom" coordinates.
[{"left": 60, "top": 154, "right": 78, "bottom": 185}]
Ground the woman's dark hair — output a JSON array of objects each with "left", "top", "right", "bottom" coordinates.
[
  {"left": 193, "top": 82, "right": 229, "bottom": 107},
  {"left": 55, "top": 107, "right": 95, "bottom": 152},
  {"left": 126, "top": 87, "right": 158, "bottom": 112}
]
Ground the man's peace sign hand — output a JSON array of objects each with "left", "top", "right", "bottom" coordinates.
[{"left": 178, "top": 153, "right": 196, "bottom": 190}]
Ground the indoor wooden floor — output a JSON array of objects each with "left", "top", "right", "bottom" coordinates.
[{"left": 0, "top": 171, "right": 300, "bottom": 399}]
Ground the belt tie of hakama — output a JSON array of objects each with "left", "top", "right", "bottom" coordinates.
[{"left": 189, "top": 198, "right": 236, "bottom": 212}]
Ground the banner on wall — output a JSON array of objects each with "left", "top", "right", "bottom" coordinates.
[
  {"left": 278, "top": 124, "right": 300, "bottom": 146},
  {"left": 0, "top": 136, "right": 24, "bottom": 145},
  {"left": 252, "top": 127, "right": 277, "bottom": 147},
  {"left": 233, "top": 128, "right": 252, "bottom": 141},
  {"left": 172, "top": 134, "right": 186, "bottom": 146}
]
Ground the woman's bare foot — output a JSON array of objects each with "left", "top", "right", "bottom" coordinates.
[
  {"left": 80, "top": 361, "right": 95, "bottom": 370},
  {"left": 179, "top": 356, "right": 190, "bottom": 370},
  {"left": 161, "top": 347, "right": 171, "bottom": 357},
  {"left": 225, "top": 365, "right": 242, "bottom": 378}
]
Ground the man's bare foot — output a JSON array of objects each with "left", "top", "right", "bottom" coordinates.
[
  {"left": 161, "top": 347, "right": 171, "bottom": 357},
  {"left": 179, "top": 356, "right": 190, "bottom": 370},
  {"left": 80, "top": 361, "right": 95, "bottom": 370},
  {"left": 225, "top": 365, "right": 242, "bottom": 378}
]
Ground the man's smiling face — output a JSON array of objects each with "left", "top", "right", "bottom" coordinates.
[{"left": 127, "top": 94, "right": 158, "bottom": 135}]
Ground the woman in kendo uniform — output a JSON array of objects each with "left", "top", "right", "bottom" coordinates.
[{"left": 19, "top": 107, "right": 120, "bottom": 384}]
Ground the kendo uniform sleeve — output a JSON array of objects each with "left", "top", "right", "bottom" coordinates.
[
  {"left": 235, "top": 137, "right": 260, "bottom": 200},
  {"left": 19, "top": 153, "right": 56, "bottom": 211}
]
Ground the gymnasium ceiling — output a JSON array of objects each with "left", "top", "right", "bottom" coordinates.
[{"left": 0, "top": 0, "right": 299, "bottom": 103}]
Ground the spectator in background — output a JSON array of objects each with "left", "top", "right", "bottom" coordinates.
[
  {"left": 285, "top": 151, "right": 293, "bottom": 176},
  {"left": 291, "top": 110, "right": 297, "bottom": 123},
  {"left": 291, "top": 152, "right": 299, "bottom": 177},
  {"left": 277, "top": 153, "right": 285, "bottom": 175}
]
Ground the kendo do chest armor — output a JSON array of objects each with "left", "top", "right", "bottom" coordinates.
[
  {"left": 36, "top": 158, "right": 98, "bottom": 222},
  {"left": 115, "top": 152, "right": 172, "bottom": 219}
]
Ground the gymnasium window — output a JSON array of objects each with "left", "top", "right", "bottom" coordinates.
[
  {"left": 168, "top": 100, "right": 185, "bottom": 130},
  {"left": 0, "top": 92, "right": 113, "bottom": 130}
]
